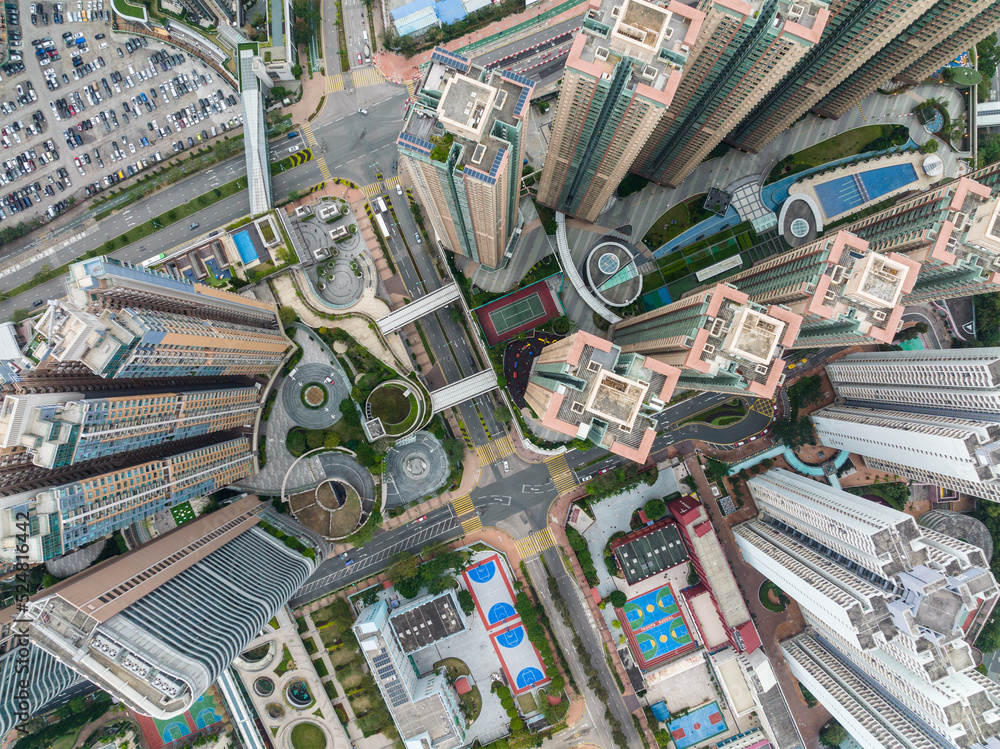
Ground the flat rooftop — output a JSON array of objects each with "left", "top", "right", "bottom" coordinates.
[
  {"left": 390, "top": 594, "right": 465, "bottom": 653},
  {"left": 613, "top": 520, "right": 688, "bottom": 586}
]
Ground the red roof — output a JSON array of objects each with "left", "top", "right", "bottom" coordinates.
[
  {"left": 737, "top": 621, "right": 762, "bottom": 653},
  {"left": 455, "top": 676, "right": 471, "bottom": 695},
  {"left": 669, "top": 495, "right": 704, "bottom": 526},
  {"left": 638, "top": 509, "right": 649, "bottom": 524},
  {"left": 694, "top": 521, "right": 713, "bottom": 538},
  {"left": 590, "top": 587, "right": 602, "bottom": 605}
]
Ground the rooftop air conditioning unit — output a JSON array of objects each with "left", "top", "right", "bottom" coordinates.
[
  {"left": 873, "top": 309, "right": 887, "bottom": 321},
  {"left": 642, "top": 66, "right": 656, "bottom": 80},
  {"left": 595, "top": 47, "right": 610, "bottom": 61}
]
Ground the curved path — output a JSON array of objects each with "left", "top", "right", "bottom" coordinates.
[{"left": 555, "top": 212, "right": 621, "bottom": 324}]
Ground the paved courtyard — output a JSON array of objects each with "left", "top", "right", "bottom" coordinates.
[{"left": 385, "top": 431, "right": 450, "bottom": 507}]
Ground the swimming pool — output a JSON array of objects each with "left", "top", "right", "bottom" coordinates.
[
  {"left": 813, "top": 163, "right": 918, "bottom": 217},
  {"left": 233, "top": 231, "right": 258, "bottom": 266}
]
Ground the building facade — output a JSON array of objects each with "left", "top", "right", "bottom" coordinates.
[
  {"left": 536, "top": 0, "right": 704, "bottom": 221},
  {"left": 611, "top": 282, "right": 801, "bottom": 397},
  {"left": 636, "top": 0, "right": 828, "bottom": 187},
  {"left": 734, "top": 469, "right": 1000, "bottom": 749},
  {"left": 398, "top": 48, "right": 533, "bottom": 270},
  {"left": 0, "top": 437, "right": 255, "bottom": 563},
  {"left": 843, "top": 177, "right": 1000, "bottom": 304},
  {"left": 721, "top": 231, "right": 919, "bottom": 347},
  {"left": 353, "top": 599, "right": 465, "bottom": 749},
  {"left": 0, "top": 497, "right": 327, "bottom": 733},
  {"left": 524, "top": 330, "right": 680, "bottom": 463},
  {"left": 815, "top": 0, "right": 1000, "bottom": 117},
  {"left": 725, "top": 0, "right": 940, "bottom": 153},
  {"left": 825, "top": 348, "right": 1000, "bottom": 417}
]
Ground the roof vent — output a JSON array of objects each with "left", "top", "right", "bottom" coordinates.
[
  {"left": 595, "top": 46, "right": 610, "bottom": 61},
  {"left": 587, "top": 360, "right": 602, "bottom": 373},
  {"left": 572, "top": 401, "right": 585, "bottom": 414},
  {"left": 873, "top": 309, "right": 887, "bottom": 321},
  {"left": 611, "top": 5, "right": 621, "bottom": 16},
  {"left": 830, "top": 264, "right": 846, "bottom": 284},
  {"left": 642, "top": 66, "right": 656, "bottom": 80}
]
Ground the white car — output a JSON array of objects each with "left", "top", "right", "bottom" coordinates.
[{"left": 99, "top": 42, "right": 108, "bottom": 49}]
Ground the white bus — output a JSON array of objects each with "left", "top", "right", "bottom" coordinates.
[
  {"left": 374, "top": 212, "right": 390, "bottom": 239},
  {"left": 375, "top": 196, "right": 388, "bottom": 213}
]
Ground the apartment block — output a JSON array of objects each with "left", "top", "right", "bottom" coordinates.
[
  {"left": 0, "top": 437, "right": 255, "bottom": 563},
  {"left": 353, "top": 599, "right": 465, "bottom": 749},
  {"left": 636, "top": 0, "right": 828, "bottom": 187},
  {"left": 398, "top": 48, "right": 533, "bottom": 270},
  {"left": 611, "top": 282, "right": 801, "bottom": 397},
  {"left": 811, "top": 405, "right": 1000, "bottom": 503},
  {"left": 814, "top": 0, "right": 1000, "bottom": 118},
  {"left": 0, "top": 386, "right": 259, "bottom": 470},
  {"left": 0, "top": 496, "right": 327, "bottom": 729},
  {"left": 726, "top": 0, "right": 939, "bottom": 153},
  {"left": 826, "top": 348, "right": 1000, "bottom": 417},
  {"left": 524, "top": 331, "right": 679, "bottom": 463},
  {"left": 536, "top": 0, "right": 704, "bottom": 221},
  {"left": 722, "top": 231, "right": 919, "bottom": 347},
  {"left": 734, "top": 469, "right": 1000, "bottom": 749},
  {"left": 27, "top": 300, "right": 288, "bottom": 382},
  {"left": 65, "top": 256, "right": 281, "bottom": 329},
  {"left": 844, "top": 177, "right": 1000, "bottom": 303}
]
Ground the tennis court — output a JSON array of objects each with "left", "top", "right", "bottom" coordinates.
[
  {"left": 668, "top": 701, "right": 728, "bottom": 749},
  {"left": 474, "top": 280, "right": 562, "bottom": 346},
  {"left": 619, "top": 583, "right": 695, "bottom": 669},
  {"left": 489, "top": 293, "right": 545, "bottom": 336}
]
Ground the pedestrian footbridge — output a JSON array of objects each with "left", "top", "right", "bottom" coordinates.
[
  {"left": 429, "top": 370, "right": 499, "bottom": 412},
  {"left": 376, "top": 283, "right": 462, "bottom": 334}
]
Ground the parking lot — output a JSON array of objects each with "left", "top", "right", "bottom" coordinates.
[{"left": 0, "top": 0, "right": 241, "bottom": 226}]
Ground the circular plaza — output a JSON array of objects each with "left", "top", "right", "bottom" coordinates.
[
  {"left": 281, "top": 363, "right": 347, "bottom": 430},
  {"left": 384, "top": 431, "right": 450, "bottom": 507}
]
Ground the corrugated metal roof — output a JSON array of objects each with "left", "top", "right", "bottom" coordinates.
[{"left": 0, "top": 323, "right": 21, "bottom": 361}]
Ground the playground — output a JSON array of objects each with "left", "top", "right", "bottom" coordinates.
[
  {"left": 462, "top": 554, "right": 519, "bottom": 630},
  {"left": 619, "top": 583, "right": 695, "bottom": 669},
  {"left": 668, "top": 701, "right": 729, "bottom": 749}
]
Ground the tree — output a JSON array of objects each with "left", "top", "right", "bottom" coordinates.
[
  {"left": 323, "top": 431, "right": 341, "bottom": 449},
  {"left": 395, "top": 576, "right": 422, "bottom": 599},
  {"left": 895, "top": 322, "right": 928, "bottom": 341},
  {"left": 10, "top": 308, "right": 30, "bottom": 323},
  {"left": 644, "top": 498, "right": 666, "bottom": 520},
  {"left": 387, "top": 552, "right": 420, "bottom": 583},
  {"left": 819, "top": 719, "right": 848, "bottom": 749},
  {"left": 606, "top": 590, "right": 628, "bottom": 608},
  {"left": 919, "top": 138, "right": 939, "bottom": 154},
  {"left": 278, "top": 306, "right": 298, "bottom": 327},
  {"left": 704, "top": 458, "right": 729, "bottom": 482},
  {"left": 442, "top": 438, "right": 464, "bottom": 467},
  {"left": 251, "top": 11, "right": 265, "bottom": 25},
  {"left": 287, "top": 430, "right": 307, "bottom": 455},
  {"left": 458, "top": 589, "right": 475, "bottom": 616},
  {"left": 42, "top": 573, "right": 59, "bottom": 588},
  {"left": 305, "top": 430, "right": 325, "bottom": 450},
  {"left": 493, "top": 404, "right": 512, "bottom": 424}
]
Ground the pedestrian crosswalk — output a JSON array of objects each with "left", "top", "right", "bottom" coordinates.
[
  {"left": 451, "top": 495, "right": 474, "bottom": 516},
  {"left": 316, "top": 156, "right": 332, "bottom": 181},
  {"left": 351, "top": 66, "right": 386, "bottom": 89},
  {"left": 461, "top": 516, "right": 483, "bottom": 534},
  {"left": 405, "top": 79, "right": 417, "bottom": 96},
  {"left": 361, "top": 182, "right": 383, "bottom": 198},
  {"left": 476, "top": 435, "right": 514, "bottom": 465},
  {"left": 515, "top": 528, "right": 556, "bottom": 560},
  {"left": 545, "top": 454, "right": 578, "bottom": 494},
  {"left": 301, "top": 122, "right": 319, "bottom": 148},
  {"left": 325, "top": 74, "right": 345, "bottom": 93},
  {"left": 382, "top": 176, "right": 400, "bottom": 191}
]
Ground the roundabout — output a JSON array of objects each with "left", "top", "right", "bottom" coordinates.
[
  {"left": 282, "top": 362, "right": 347, "bottom": 430},
  {"left": 384, "top": 431, "right": 450, "bottom": 507}
]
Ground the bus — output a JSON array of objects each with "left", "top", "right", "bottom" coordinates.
[
  {"left": 374, "top": 212, "right": 390, "bottom": 240},
  {"left": 375, "top": 196, "right": 388, "bottom": 213}
]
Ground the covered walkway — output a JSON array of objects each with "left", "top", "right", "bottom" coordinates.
[
  {"left": 429, "top": 369, "right": 498, "bottom": 412},
  {"left": 376, "top": 282, "right": 461, "bottom": 334},
  {"left": 555, "top": 213, "right": 621, "bottom": 324}
]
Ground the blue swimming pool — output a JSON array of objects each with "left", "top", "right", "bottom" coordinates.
[
  {"left": 233, "top": 231, "right": 258, "bottom": 265},
  {"left": 814, "top": 163, "right": 918, "bottom": 217}
]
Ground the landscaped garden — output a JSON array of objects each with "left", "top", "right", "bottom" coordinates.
[
  {"left": 766, "top": 124, "right": 910, "bottom": 184},
  {"left": 679, "top": 398, "right": 747, "bottom": 427},
  {"left": 759, "top": 581, "right": 790, "bottom": 613},
  {"left": 302, "top": 383, "right": 329, "bottom": 409},
  {"left": 433, "top": 657, "right": 482, "bottom": 722},
  {"left": 641, "top": 193, "right": 712, "bottom": 250},
  {"left": 367, "top": 382, "right": 420, "bottom": 436}
]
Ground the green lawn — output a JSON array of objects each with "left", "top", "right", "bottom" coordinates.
[
  {"left": 765, "top": 124, "right": 909, "bottom": 184},
  {"left": 275, "top": 645, "right": 295, "bottom": 677},
  {"left": 170, "top": 501, "right": 195, "bottom": 526},
  {"left": 50, "top": 732, "right": 80, "bottom": 749},
  {"left": 313, "top": 657, "right": 329, "bottom": 677},
  {"left": 290, "top": 722, "right": 327, "bottom": 749},
  {"left": 642, "top": 193, "right": 710, "bottom": 250}
]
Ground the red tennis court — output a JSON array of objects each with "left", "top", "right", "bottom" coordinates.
[{"left": 474, "top": 280, "right": 561, "bottom": 347}]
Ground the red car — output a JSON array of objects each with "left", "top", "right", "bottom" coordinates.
[{"left": 357, "top": 53, "right": 362, "bottom": 65}]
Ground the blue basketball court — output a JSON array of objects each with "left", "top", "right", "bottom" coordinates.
[
  {"left": 490, "top": 624, "right": 549, "bottom": 695},
  {"left": 462, "top": 554, "right": 519, "bottom": 630},
  {"left": 668, "top": 701, "right": 728, "bottom": 749}
]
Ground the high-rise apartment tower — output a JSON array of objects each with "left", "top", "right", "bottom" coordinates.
[
  {"left": 636, "top": 0, "right": 828, "bottom": 187},
  {"left": 536, "top": 0, "right": 704, "bottom": 221},
  {"left": 734, "top": 469, "right": 1000, "bottom": 749},
  {"left": 398, "top": 48, "right": 534, "bottom": 269}
]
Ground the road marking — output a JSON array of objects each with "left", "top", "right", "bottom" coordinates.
[
  {"left": 475, "top": 435, "right": 514, "bottom": 465},
  {"left": 515, "top": 528, "right": 555, "bottom": 560},
  {"left": 545, "top": 454, "right": 578, "bottom": 494},
  {"left": 451, "top": 494, "right": 474, "bottom": 515},
  {"left": 461, "top": 516, "right": 483, "bottom": 534}
]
